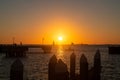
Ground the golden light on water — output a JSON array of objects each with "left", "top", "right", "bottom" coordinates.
[{"left": 57, "top": 46, "right": 64, "bottom": 60}]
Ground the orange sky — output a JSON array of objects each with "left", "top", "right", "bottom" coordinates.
[{"left": 0, "top": 0, "right": 120, "bottom": 44}]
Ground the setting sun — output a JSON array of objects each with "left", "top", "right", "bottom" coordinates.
[{"left": 58, "top": 36, "right": 63, "bottom": 41}]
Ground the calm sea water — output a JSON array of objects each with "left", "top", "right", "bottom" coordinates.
[{"left": 0, "top": 45, "right": 120, "bottom": 80}]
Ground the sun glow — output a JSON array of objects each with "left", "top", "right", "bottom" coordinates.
[{"left": 58, "top": 36, "right": 63, "bottom": 41}]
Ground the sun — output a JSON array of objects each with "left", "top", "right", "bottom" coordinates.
[{"left": 58, "top": 36, "right": 63, "bottom": 41}]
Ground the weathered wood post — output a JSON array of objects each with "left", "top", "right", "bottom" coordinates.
[
  {"left": 55, "top": 59, "right": 69, "bottom": 80},
  {"left": 10, "top": 59, "right": 24, "bottom": 80},
  {"left": 48, "top": 55, "right": 57, "bottom": 80},
  {"left": 80, "top": 54, "right": 88, "bottom": 80},
  {"left": 93, "top": 50, "right": 101, "bottom": 80},
  {"left": 70, "top": 53, "right": 76, "bottom": 80}
]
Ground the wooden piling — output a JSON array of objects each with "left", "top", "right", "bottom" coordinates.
[
  {"left": 80, "top": 54, "right": 88, "bottom": 80},
  {"left": 70, "top": 53, "right": 76, "bottom": 80},
  {"left": 48, "top": 55, "right": 57, "bottom": 80},
  {"left": 10, "top": 59, "right": 24, "bottom": 80},
  {"left": 55, "top": 59, "right": 69, "bottom": 80},
  {"left": 93, "top": 50, "right": 101, "bottom": 80}
]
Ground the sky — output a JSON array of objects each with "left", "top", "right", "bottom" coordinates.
[{"left": 0, "top": 0, "right": 120, "bottom": 44}]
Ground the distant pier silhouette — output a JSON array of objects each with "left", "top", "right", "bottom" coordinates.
[
  {"left": 109, "top": 46, "right": 120, "bottom": 54},
  {"left": 0, "top": 44, "right": 52, "bottom": 57}
]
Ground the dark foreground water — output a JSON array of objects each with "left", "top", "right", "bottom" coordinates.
[{"left": 0, "top": 45, "right": 120, "bottom": 80}]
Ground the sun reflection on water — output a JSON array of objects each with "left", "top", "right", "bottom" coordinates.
[{"left": 56, "top": 45, "right": 64, "bottom": 60}]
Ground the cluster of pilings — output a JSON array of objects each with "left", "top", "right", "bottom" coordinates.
[
  {"left": 48, "top": 55, "right": 69, "bottom": 80},
  {"left": 9, "top": 50, "right": 101, "bottom": 80},
  {"left": 48, "top": 50, "right": 101, "bottom": 80}
]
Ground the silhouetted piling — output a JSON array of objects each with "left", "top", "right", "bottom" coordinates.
[
  {"left": 80, "top": 54, "right": 88, "bottom": 80},
  {"left": 55, "top": 59, "right": 69, "bottom": 80},
  {"left": 48, "top": 51, "right": 102, "bottom": 80},
  {"left": 48, "top": 55, "right": 57, "bottom": 80},
  {"left": 10, "top": 59, "right": 23, "bottom": 80},
  {"left": 70, "top": 53, "right": 76, "bottom": 80},
  {"left": 93, "top": 50, "right": 101, "bottom": 80}
]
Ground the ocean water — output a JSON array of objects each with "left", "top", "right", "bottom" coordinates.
[{"left": 0, "top": 45, "right": 120, "bottom": 80}]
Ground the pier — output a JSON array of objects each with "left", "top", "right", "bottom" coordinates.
[
  {"left": 108, "top": 46, "right": 120, "bottom": 54},
  {"left": 0, "top": 44, "right": 52, "bottom": 57}
]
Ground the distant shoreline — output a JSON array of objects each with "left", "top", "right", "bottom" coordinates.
[{"left": 0, "top": 43, "right": 120, "bottom": 46}]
